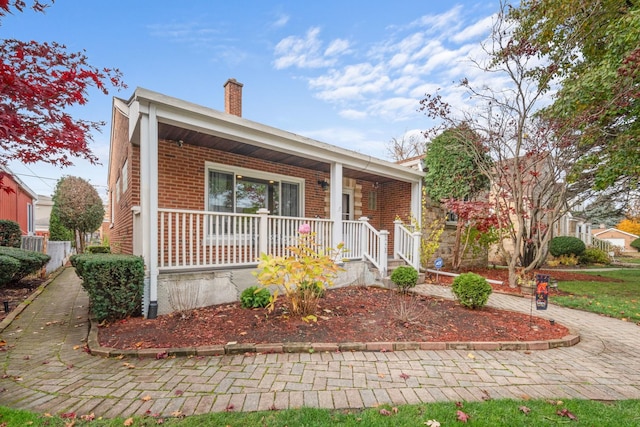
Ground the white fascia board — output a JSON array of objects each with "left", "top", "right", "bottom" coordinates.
[
  {"left": 594, "top": 228, "right": 639, "bottom": 239},
  {"left": 133, "top": 87, "right": 424, "bottom": 184}
]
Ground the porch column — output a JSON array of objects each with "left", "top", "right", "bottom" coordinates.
[
  {"left": 330, "top": 162, "right": 343, "bottom": 250},
  {"left": 140, "top": 104, "right": 160, "bottom": 319},
  {"left": 410, "top": 181, "right": 422, "bottom": 227}
]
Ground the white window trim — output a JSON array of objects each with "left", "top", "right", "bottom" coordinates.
[
  {"left": 122, "top": 159, "right": 128, "bottom": 193},
  {"left": 203, "top": 161, "right": 305, "bottom": 215}
]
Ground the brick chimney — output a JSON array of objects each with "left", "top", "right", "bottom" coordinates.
[{"left": 224, "top": 78, "right": 243, "bottom": 117}]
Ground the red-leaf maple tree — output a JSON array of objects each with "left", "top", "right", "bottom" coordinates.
[{"left": 0, "top": 0, "right": 126, "bottom": 192}]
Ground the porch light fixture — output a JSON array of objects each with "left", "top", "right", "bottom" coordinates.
[
  {"left": 318, "top": 179, "right": 329, "bottom": 191},
  {"left": 176, "top": 139, "right": 184, "bottom": 147}
]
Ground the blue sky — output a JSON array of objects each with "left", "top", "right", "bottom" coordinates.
[{"left": 4, "top": 1, "right": 500, "bottom": 198}]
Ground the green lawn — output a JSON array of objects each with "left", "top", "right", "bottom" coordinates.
[
  {"left": 2, "top": 399, "right": 640, "bottom": 426},
  {"left": 618, "top": 255, "right": 640, "bottom": 265},
  {"left": 552, "top": 268, "right": 640, "bottom": 323}
]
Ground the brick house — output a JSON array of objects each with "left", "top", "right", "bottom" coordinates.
[
  {"left": 108, "top": 80, "right": 423, "bottom": 318},
  {"left": 0, "top": 166, "right": 37, "bottom": 235}
]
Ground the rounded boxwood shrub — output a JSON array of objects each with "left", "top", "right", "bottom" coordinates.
[
  {"left": 579, "top": 247, "right": 611, "bottom": 265},
  {"left": 240, "top": 286, "right": 271, "bottom": 308},
  {"left": 86, "top": 245, "right": 111, "bottom": 254},
  {"left": 390, "top": 265, "right": 419, "bottom": 292},
  {"left": 631, "top": 237, "right": 640, "bottom": 252},
  {"left": 549, "top": 236, "right": 586, "bottom": 257},
  {"left": 451, "top": 272, "right": 492, "bottom": 309}
]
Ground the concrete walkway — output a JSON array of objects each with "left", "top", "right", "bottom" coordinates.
[{"left": 1, "top": 268, "right": 639, "bottom": 418}]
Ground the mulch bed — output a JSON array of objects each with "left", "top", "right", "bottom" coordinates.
[{"left": 98, "top": 285, "right": 570, "bottom": 350}]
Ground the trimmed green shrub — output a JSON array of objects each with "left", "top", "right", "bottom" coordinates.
[
  {"left": 390, "top": 265, "right": 419, "bottom": 292},
  {"left": 0, "top": 246, "right": 50, "bottom": 287},
  {"left": 0, "top": 254, "right": 20, "bottom": 286},
  {"left": 580, "top": 247, "right": 611, "bottom": 265},
  {"left": 86, "top": 245, "right": 111, "bottom": 254},
  {"left": 0, "top": 219, "right": 21, "bottom": 248},
  {"left": 240, "top": 286, "right": 271, "bottom": 308},
  {"left": 631, "top": 237, "right": 640, "bottom": 252},
  {"left": 70, "top": 253, "right": 144, "bottom": 322},
  {"left": 451, "top": 272, "right": 492, "bottom": 309},
  {"left": 549, "top": 236, "right": 586, "bottom": 257}
]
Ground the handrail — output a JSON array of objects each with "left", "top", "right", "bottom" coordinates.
[{"left": 393, "top": 220, "right": 421, "bottom": 271}]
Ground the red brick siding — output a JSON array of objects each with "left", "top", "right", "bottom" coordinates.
[{"left": 108, "top": 109, "right": 136, "bottom": 254}]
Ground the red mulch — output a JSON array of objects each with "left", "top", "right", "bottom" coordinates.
[{"left": 98, "top": 277, "right": 575, "bottom": 351}]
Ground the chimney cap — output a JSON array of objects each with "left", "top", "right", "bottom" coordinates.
[{"left": 224, "top": 78, "right": 243, "bottom": 88}]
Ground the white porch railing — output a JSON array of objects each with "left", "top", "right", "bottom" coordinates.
[
  {"left": 344, "top": 217, "right": 388, "bottom": 276},
  {"left": 393, "top": 219, "right": 422, "bottom": 271},
  {"left": 159, "top": 209, "right": 395, "bottom": 271}
]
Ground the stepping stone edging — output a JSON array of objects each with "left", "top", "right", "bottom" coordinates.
[{"left": 86, "top": 318, "right": 580, "bottom": 358}]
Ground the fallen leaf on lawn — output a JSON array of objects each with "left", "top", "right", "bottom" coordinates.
[
  {"left": 455, "top": 401, "right": 464, "bottom": 408},
  {"left": 60, "top": 412, "right": 76, "bottom": 419},
  {"left": 65, "top": 421, "right": 75, "bottom": 427},
  {"left": 392, "top": 407, "right": 398, "bottom": 414},
  {"left": 399, "top": 373, "right": 410, "bottom": 380},
  {"left": 225, "top": 404, "right": 234, "bottom": 412},
  {"left": 171, "top": 410, "right": 184, "bottom": 418},
  {"left": 546, "top": 399, "right": 563, "bottom": 406},
  {"left": 141, "top": 395, "right": 152, "bottom": 401},
  {"left": 425, "top": 420, "right": 441, "bottom": 427},
  {"left": 557, "top": 408, "right": 577, "bottom": 420},
  {"left": 481, "top": 389, "right": 491, "bottom": 401},
  {"left": 519, "top": 406, "right": 531, "bottom": 414},
  {"left": 456, "top": 410, "right": 470, "bottom": 423},
  {"left": 123, "top": 418, "right": 134, "bottom": 426},
  {"left": 73, "top": 345, "right": 81, "bottom": 350},
  {"left": 80, "top": 413, "right": 95, "bottom": 421},
  {"left": 379, "top": 409, "right": 391, "bottom": 416}
]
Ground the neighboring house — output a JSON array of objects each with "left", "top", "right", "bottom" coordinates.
[
  {"left": 34, "top": 194, "right": 53, "bottom": 237},
  {"left": 0, "top": 166, "right": 37, "bottom": 235},
  {"left": 591, "top": 226, "right": 638, "bottom": 253},
  {"left": 108, "top": 79, "right": 424, "bottom": 318}
]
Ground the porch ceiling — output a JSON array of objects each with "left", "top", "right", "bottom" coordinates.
[{"left": 158, "top": 122, "right": 395, "bottom": 183}]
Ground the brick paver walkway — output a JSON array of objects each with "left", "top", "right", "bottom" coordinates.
[{"left": 1, "top": 268, "right": 639, "bottom": 418}]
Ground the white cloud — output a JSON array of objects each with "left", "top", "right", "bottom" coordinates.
[
  {"left": 271, "top": 13, "right": 289, "bottom": 28},
  {"left": 325, "top": 39, "right": 350, "bottom": 56},
  {"left": 339, "top": 109, "right": 367, "bottom": 120},
  {"left": 272, "top": 5, "right": 505, "bottom": 131},
  {"left": 273, "top": 27, "right": 350, "bottom": 69},
  {"left": 452, "top": 15, "right": 494, "bottom": 43}
]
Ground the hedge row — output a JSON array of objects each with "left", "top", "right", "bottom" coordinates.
[
  {"left": 71, "top": 253, "right": 144, "bottom": 322},
  {"left": 0, "top": 246, "right": 50, "bottom": 287}
]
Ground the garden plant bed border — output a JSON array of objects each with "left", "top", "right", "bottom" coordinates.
[{"left": 87, "top": 323, "right": 580, "bottom": 359}]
